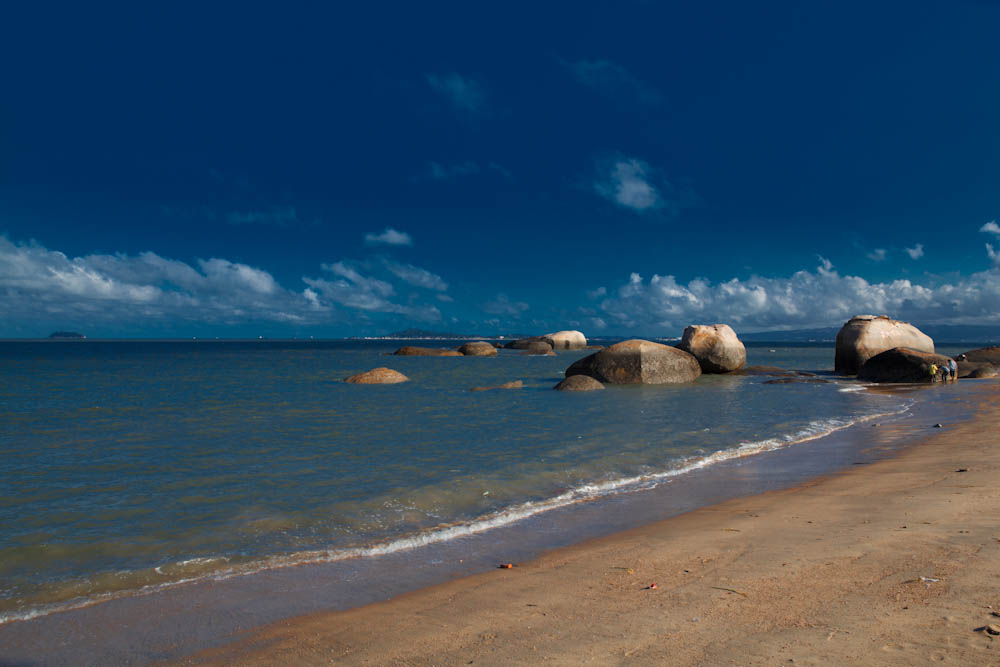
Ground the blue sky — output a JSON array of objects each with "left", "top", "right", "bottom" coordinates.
[{"left": 3, "top": 1, "right": 1000, "bottom": 337}]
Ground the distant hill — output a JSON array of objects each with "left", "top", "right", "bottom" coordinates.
[
  {"left": 48, "top": 331, "right": 86, "bottom": 339},
  {"left": 739, "top": 328, "right": 839, "bottom": 343}
]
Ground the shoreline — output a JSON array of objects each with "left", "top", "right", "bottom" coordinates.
[
  {"left": 184, "top": 381, "right": 1000, "bottom": 665},
  {"left": 0, "top": 380, "right": 989, "bottom": 664}
]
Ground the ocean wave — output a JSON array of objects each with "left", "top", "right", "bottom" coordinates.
[{"left": 0, "top": 400, "right": 913, "bottom": 627}]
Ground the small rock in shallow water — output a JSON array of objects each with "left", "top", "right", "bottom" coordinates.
[{"left": 933, "top": 423, "right": 943, "bottom": 428}]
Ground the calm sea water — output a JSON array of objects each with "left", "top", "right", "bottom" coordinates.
[{"left": 0, "top": 339, "right": 967, "bottom": 623}]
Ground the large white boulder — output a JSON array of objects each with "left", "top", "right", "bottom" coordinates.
[
  {"left": 545, "top": 330, "right": 587, "bottom": 350},
  {"left": 834, "top": 315, "right": 934, "bottom": 374}
]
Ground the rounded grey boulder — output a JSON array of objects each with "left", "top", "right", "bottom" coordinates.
[
  {"left": 345, "top": 367, "right": 410, "bottom": 384},
  {"left": 565, "top": 339, "right": 701, "bottom": 385},
  {"left": 522, "top": 341, "right": 555, "bottom": 356},
  {"left": 959, "top": 346, "right": 1000, "bottom": 364},
  {"left": 458, "top": 341, "right": 498, "bottom": 356},
  {"left": 554, "top": 375, "right": 604, "bottom": 391},
  {"left": 676, "top": 324, "right": 746, "bottom": 373},
  {"left": 504, "top": 336, "right": 555, "bottom": 350}
]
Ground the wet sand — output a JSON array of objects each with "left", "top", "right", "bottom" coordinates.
[{"left": 186, "top": 382, "right": 1000, "bottom": 665}]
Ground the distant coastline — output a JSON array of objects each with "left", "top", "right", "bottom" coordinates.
[{"left": 47, "top": 331, "right": 86, "bottom": 339}]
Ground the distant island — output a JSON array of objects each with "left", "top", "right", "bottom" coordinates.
[
  {"left": 381, "top": 329, "right": 483, "bottom": 339},
  {"left": 48, "top": 331, "right": 86, "bottom": 339}
]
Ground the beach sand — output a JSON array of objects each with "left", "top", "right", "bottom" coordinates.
[{"left": 184, "top": 383, "right": 1000, "bottom": 666}]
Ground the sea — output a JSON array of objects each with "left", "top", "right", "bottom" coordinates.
[{"left": 0, "top": 338, "right": 982, "bottom": 661}]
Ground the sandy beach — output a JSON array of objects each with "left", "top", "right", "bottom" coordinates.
[{"left": 183, "top": 382, "right": 1000, "bottom": 666}]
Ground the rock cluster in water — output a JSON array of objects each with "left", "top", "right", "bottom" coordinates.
[{"left": 350, "top": 320, "right": 995, "bottom": 390}]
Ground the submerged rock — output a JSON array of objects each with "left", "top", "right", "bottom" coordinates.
[
  {"left": 345, "top": 367, "right": 410, "bottom": 384},
  {"left": 504, "top": 336, "right": 555, "bottom": 350},
  {"left": 565, "top": 339, "right": 701, "bottom": 385},
  {"left": 553, "top": 375, "right": 605, "bottom": 391},
  {"left": 762, "top": 377, "right": 830, "bottom": 385},
  {"left": 857, "top": 347, "right": 957, "bottom": 383},
  {"left": 458, "top": 341, "right": 498, "bottom": 356},
  {"left": 393, "top": 346, "right": 462, "bottom": 357},
  {"left": 740, "top": 366, "right": 817, "bottom": 377},
  {"left": 469, "top": 380, "right": 523, "bottom": 391},
  {"left": 676, "top": 324, "right": 746, "bottom": 373},
  {"left": 835, "top": 315, "right": 934, "bottom": 374}
]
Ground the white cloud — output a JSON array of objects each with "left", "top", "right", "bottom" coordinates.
[
  {"left": 596, "top": 258, "right": 1000, "bottom": 332},
  {"left": 383, "top": 260, "right": 448, "bottom": 291},
  {"left": 988, "top": 244, "right": 1000, "bottom": 268},
  {"left": 593, "top": 157, "right": 662, "bottom": 212},
  {"left": 560, "top": 58, "right": 663, "bottom": 105},
  {"left": 0, "top": 237, "right": 314, "bottom": 326},
  {"left": 482, "top": 294, "right": 529, "bottom": 317},
  {"left": 866, "top": 248, "right": 887, "bottom": 262},
  {"left": 364, "top": 227, "right": 413, "bottom": 246},
  {"left": 980, "top": 220, "right": 1000, "bottom": 235},
  {"left": 905, "top": 243, "right": 924, "bottom": 260},
  {"left": 0, "top": 236, "right": 446, "bottom": 332},
  {"left": 586, "top": 286, "right": 607, "bottom": 299},
  {"left": 425, "top": 72, "right": 486, "bottom": 113}
]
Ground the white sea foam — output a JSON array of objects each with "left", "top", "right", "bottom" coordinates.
[{"left": 0, "top": 401, "right": 913, "bottom": 626}]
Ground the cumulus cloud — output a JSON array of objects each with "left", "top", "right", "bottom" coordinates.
[
  {"left": 560, "top": 58, "right": 664, "bottom": 105},
  {"left": 980, "top": 220, "right": 1000, "bottom": 235},
  {"left": 596, "top": 259, "right": 1000, "bottom": 332},
  {"left": 364, "top": 227, "right": 413, "bottom": 246},
  {"left": 302, "top": 262, "right": 440, "bottom": 321},
  {"left": 482, "top": 294, "right": 529, "bottom": 317},
  {"left": 905, "top": 243, "right": 924, "bottom": 260},
  {"left": 383, "top": 260, "right": 448, "bottom": 291},
  {"left": 866, "top": 248, "right": 887, "bottom": 262},
  {"left": 425, "top": 72, "right": 487, "bottom": 113},
  {"left": 586, "top": 286, "right": 607, "bottom": 299},
  {"left": 0, "top": 236, "right": 313, "bottom": 326},
  {"left": 0, "top": 236, "right": 445, "bottom": 331},
  {"left": 592, "top": 156, "right": 685, "bottom": 213}
]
